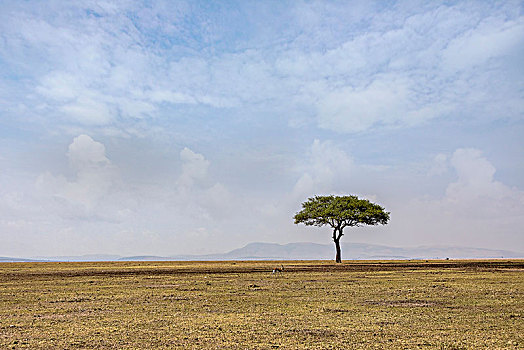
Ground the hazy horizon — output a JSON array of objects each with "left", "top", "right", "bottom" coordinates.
[
  {"left": 1, "top": 1, "right": 523, "bottom": 257},
  {"left": 4, "top": 240, "right": 524, "bottom": 261}
]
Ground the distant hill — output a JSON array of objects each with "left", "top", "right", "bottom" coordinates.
[
  {"left": 6, "top": 242, "right": 521, "bottom": 262},
  {"left": 118, "top": 255, "right": 174, "bottom": 261},
  {"left": 30, "top": 254, "right": 122, "bottom": 262},
  {"left": 168, "top": 242, "right": 523, "bottom": 261},
  {"left": 0, "top": 257, "right": 44, "bottom": 262}
]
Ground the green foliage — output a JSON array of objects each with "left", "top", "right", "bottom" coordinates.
[
  {"left": 294, "top": 195, "right": 390, "bottom": 229},
  {"left": 294, "top": 195, "right": 390, "bottom": 262}
]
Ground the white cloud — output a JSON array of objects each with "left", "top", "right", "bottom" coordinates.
[
  {"left": 60, "top": 98, "right": 114, "bottom": 126},
  {"left": 389, "top": 148, "right": 524, "bottom": 249},
  {"left": 445, "top": 148, "right": 519, "bottom": 210},
  {"left": 317, "top": 76, "right": 412, "bottom": 132},
  {"left": 445, "top": 148, "right": 523, "bottom": 215},
  {"left": 36, "top": 72, "right": 81, "bottom": 100},
  {"left": 1, "top": 136, "right": 240, "bottom": 255},
  {"left": 442, "top": 17, "right": 524, "bottom": 72},
  {"left": 303, "top": 4, "right": 523, "bottom": 133},
  {"left": 199, "top": 183, "right": 233, "bottom": 217},
  {"left": 148, "top": 90, "right": 196, "bottom": 105},
  {"left": 177, "top": 147, "right": 210, "bottom": 188},
  {"left": 37, "top": 135, "right": 117, "bottom": 214},
  {"left": 2, "top": 1, "right": 521, "bottom": 134},
  {"left": 116, "top": 99, "right": 156, "bottom": 120},
  {"left": 67, "top": 134, "right": 110, "bottom": 170},
  {"left": 428, "top": 153, "right": 449, "bottom": 176},
  {"left": 293, "top": 139, "right": 353, "bottom": 197}
]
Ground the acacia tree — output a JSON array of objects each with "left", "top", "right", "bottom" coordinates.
[{"left": 294, "top": 195, "right": 390, "bottom": 263}]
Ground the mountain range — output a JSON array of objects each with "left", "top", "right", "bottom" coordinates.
[{"left": 1, "top": 242, "right": 523, "bottom": 262}]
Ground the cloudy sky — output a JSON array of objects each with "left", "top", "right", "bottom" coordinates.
[{"left": 1, "top": 0, "right": 523, "bottom": 257}]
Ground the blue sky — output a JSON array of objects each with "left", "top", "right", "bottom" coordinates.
[{"left": 1, "top": 0, "right": 523, "bottom": 257}]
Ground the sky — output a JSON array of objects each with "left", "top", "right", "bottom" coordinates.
[{"left": 1, "top": 0, "right": 523, "bottom": 257}]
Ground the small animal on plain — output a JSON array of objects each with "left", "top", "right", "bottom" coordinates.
[{"left": 272, "top": 265, "right": 284, "bottom": 274}]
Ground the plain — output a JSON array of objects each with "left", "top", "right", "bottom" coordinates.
[{"left": 0, "top": 260, "right": 522, "bottom": 349}]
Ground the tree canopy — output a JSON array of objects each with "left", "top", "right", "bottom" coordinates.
[{"left": 294, "top": 195, "right": 390, "bottom": 262}]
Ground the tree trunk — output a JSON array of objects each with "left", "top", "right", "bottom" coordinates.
[{"left": 334, "top": 238, "right": 342, "bottom": 263}]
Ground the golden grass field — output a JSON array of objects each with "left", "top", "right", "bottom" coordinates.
[{"left": 0, "top": 260, "right": 522, "bottom": 349}]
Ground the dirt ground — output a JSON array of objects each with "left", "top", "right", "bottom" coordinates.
[{"left": 1, "top": 260, "right": 522, "bottom": 349}]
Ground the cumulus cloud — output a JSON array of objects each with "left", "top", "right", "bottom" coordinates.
[
  {"left": 444, "top": 148, "right": 522, "bottom": 217},
  {"left": 447, "top": 148, "right": 523, "bottom": 211},
  {"left": 390, "top": 148, "right": 524, "bottom": 249},
  {"left": 36, "top": 134, "right": 117, "bottom": 215},
  {"left": 0, "top": 135, "right": 246, "bottom": 256},
  {"left": 67, "top": 135, "right": 110, "bottom": 168},
  {"left": 448, "top": 149, "right": 502, "bottom": 197},
  {"left": 293, "top": 139, "right": 353, "bottom": 198},
  {"left": 177, "top": 147, "right": 210, "bottom": 188},
  {"left": 34, "top": 139, "right": 229, "bottom": 227}
]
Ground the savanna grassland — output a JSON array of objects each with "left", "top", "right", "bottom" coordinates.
[{"left": 0, "top": 260, "right": 522, "bottom": 349}]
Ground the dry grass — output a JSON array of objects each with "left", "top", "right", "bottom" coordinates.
[{"left": 0, "top": 260, "right": 522, "bottom": 349}]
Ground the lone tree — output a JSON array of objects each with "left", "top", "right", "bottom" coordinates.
[{"left": 294, "top": 195, "right": 390, "bottom": 263}]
